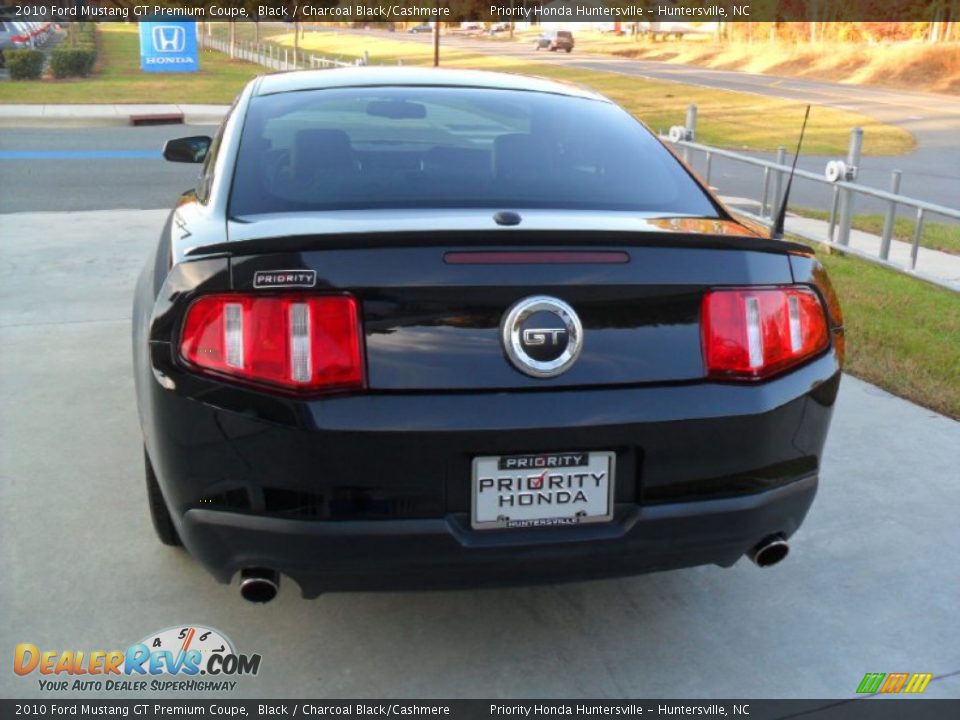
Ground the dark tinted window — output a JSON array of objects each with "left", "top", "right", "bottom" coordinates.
[{"left": 229, "top": 87, "right": 719, "bottom": 217}]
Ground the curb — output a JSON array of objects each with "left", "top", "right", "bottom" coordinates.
[{"left": 0, "top": 105, "right": 229, "bottom": 128}]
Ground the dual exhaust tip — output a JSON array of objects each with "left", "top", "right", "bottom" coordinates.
[
  {"left": 239, "top": 568, "right": 279, "bottom": 603},
  {"left": 748, "top": 535, "right": 790, "bottom": 568},
  {"left": 238, "top": 536, "right": 790, "bottom": 600}
]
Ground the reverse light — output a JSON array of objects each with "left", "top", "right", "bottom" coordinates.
[
  {"left": 701, "top": 287, "right": 829, "bottom": 380},
  {"left": 180, "top": 294, "right": 364, "bottom": 393}
]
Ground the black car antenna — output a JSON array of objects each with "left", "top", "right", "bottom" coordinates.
[{"left": 771, "top": 104, "right": 812, "bottom": 240}]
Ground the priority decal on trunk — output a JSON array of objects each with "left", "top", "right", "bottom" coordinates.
[{"left": 252, "top": 270, "right": 317, "bottom": 289}]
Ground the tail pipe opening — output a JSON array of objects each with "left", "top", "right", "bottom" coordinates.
[
  {"left": 748, "top": 535, "right": 790, "bottom": 568},
  {"left": 239, "top": 568, "right": 279, "bottom": 603}
]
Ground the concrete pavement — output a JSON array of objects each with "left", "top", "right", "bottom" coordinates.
[{"left": 1, "top": 207, "right": 958, "bottom": 699}]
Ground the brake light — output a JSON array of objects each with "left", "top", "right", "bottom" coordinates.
[
  {"left": 701, "top": 287, "right": 829, "bottom": 379},
  {"left": 180, "top": 294, "right": 364, "bottom": 393}
]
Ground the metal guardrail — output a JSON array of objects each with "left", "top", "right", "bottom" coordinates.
[{"left": 663, "top": 106, "right": 960, "bottom": 290}]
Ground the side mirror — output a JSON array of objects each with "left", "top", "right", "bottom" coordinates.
[{"left": 163, "top": 136, "right": 212, "bottom": 164}]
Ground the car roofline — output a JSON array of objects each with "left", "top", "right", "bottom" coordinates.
[{"left": 252, "top": 67, "right": 610, "bottom": 103}]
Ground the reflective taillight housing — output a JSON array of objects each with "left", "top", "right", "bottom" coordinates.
[
  {"left": 180, "top": 294, "right": 364, "bottom": 393},
  {"left": 701, "top": 287, "right": 829, "bottom": 380}
]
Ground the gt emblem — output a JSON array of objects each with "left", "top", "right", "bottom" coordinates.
[
  {"left": 522, "top": 328, "right": 567, "bottom": 346},
  {"left": 501, "top": 296, "right": 583, "bottom": 378}
]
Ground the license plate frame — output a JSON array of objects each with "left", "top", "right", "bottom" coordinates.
[{"left": 471, "top": 451, "right": 616, "bottom": 530}]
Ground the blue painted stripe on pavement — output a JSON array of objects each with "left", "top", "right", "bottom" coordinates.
[{"left": 0, "top": 150, "right": 163, "bottom": 160}]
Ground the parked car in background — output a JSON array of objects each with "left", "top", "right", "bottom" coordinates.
[
  {"left": 408, "top": 23, "right": 433, "bottom": 34},
  {"left": 136, "top": 67, "right": 843, "bottom": 602},
  {"left": 535, "top": 30, "right": 575, "bottom": 52},
  {"left": 0, "top": 20, "right": 32, "bottom": 65}
]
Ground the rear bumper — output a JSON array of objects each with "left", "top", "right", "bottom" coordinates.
[
  {"left": 180, "top": 474, "right": 817, "bottom": 596},
  {"left": 142, "top": 344, "right": 840, "bottom": 595}
]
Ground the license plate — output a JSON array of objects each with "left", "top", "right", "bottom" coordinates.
[{"left": 471, "top": 451, "right": 615, "bottom": 530}]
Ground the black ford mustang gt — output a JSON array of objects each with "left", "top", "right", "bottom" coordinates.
[{"left": 133, "top": 68, "right": 843, "bottom": 602}]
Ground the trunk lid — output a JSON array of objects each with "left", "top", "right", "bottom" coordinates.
[{"left": 219, "top": 214, "right": 797, "bottom": 391}]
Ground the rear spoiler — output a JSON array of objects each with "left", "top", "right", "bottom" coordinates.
[{"left": 185, "top": 230, "right": 812, "bottom": 259}]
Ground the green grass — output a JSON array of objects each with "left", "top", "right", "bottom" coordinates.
[
  {"left": 0, "top": 25, "right": 916, "bottom": 156},
  {"left": 793, "top": 208, "right": 960, "bottom": 256},
  {"left": 0, "top": 25, "right": 262, "bottom": 104},
  {"left": 798, "top": 241, "right": 960, "bottom": 418}
]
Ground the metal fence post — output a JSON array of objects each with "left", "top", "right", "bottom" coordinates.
[
  {"left": 363, "top": 50, "right": 370, "bottom": 66},
  {"left": 836, "top": 127, "right": 863, "bottom": 246},
  {"left": 910, "top": 208, "right": 925, "bottom": 270},
  {"left": 772, "top": 146, "right": 787, "bottom": 220},
  {"left": 704, "top": 151, "right": 712, "bottom": 186},
  {"left": 880, "top": 170, "right": 901, "bottom": 260},
  {"left": 284, "top": 48, "right": 289, "bottom": 70},
  {"left": 683, "top": 104, "right": 697, "bottom": 163},
  {"left": 827, "top": 186, "right": 840, "bottom": 241},
  {"left": 685, "top": 104, "right": 697, "bottom": 141},
  {"left": 760, "top": 166, "right": 771, "bottom": 218}
]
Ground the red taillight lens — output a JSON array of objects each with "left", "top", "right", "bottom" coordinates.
[
  {"left": 180, "top": 294, "right": 364, "bottom": 393},
  {"left": 701, "top": 287, "right": 829, "bottom": 380}
]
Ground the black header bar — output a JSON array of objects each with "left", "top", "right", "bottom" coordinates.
[{"left": 0, "top": 1, "right": 956, "bottom": 24}]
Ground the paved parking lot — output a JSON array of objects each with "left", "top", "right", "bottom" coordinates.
[{"left": 1, "top": 206, "right": 958, "bottom": 700}]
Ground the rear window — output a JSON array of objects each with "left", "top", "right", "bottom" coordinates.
[
  {"left": 229, "top": 86, "right": 719, "bottom": 218},
  {"left": 557, "top": 31, "right": 573, "bottom": 39}
]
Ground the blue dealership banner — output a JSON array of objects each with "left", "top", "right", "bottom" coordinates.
[{"left": 138, "top": 20, "right": 198, "bottom": 73}]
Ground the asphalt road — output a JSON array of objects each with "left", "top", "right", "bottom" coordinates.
[
  {"left": 0, "top": 125, "right": 209, "bottom": 213},
  {"left": 1, "top": 205, "right": 959, "bottom": 700}
]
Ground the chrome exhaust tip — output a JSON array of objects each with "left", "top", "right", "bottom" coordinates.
[
  {"left": 748, "top": 535, "right": 790, "bottom": 568},
  {"left": 239, "top": 568, "right": 279, "bottom": 603}
]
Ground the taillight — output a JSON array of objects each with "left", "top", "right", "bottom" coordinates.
[
  {"left": 701, "top": 287, "right": 829, "bottom": 380},
  {"left": 180, "top": 294, "right": 364, "bottom": 393}
]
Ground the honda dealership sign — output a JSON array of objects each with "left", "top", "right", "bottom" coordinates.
[{"left": 139, "top": 21, "right": 198, "bottom": 73}]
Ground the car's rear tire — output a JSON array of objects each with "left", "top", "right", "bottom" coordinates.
[
  {"left": 565, "top": 48, "right": 572, "bottom": 53},
  {"left": 144, "top": 448, "right": 182, "bottom": 547}
]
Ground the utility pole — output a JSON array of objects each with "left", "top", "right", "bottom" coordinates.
[{"left": 433, "top": 21, "right": 439, "bottom": 67}]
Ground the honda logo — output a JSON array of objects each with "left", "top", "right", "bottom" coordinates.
[{"left": 152, "top": 26, "right": 185, "bottom": 53}]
